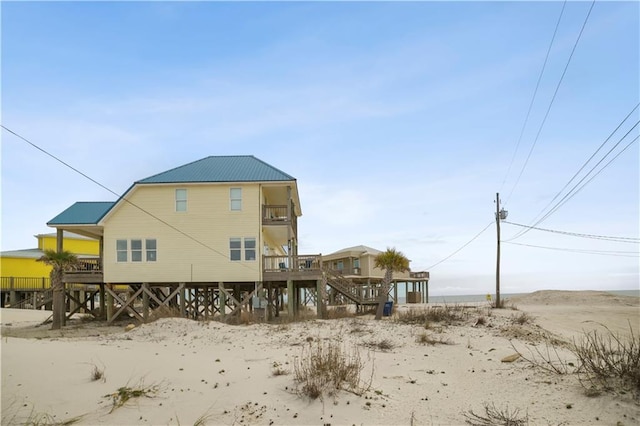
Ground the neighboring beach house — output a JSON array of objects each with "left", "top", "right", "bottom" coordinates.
[
  {"left": 44, "top": 155, "right": 320, "bottom": 321},
  {"left": 323, "top": 245, "right": 430, "bottom": 303},
  {"left": 0, "top": 232, "right": 100, "bottom": 307}
]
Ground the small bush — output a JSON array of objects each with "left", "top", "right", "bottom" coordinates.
[
  {"left": 416, "top": 332, "right": 453, "bottom": 346},
  {"left": 492, "top": 299, "right": 517, "bottom": 310},
  {"left": 105, "top": 381, "right": 160, "bottom": 412},
  {"left": 396, "top": 305, "right": 468, "bottom": 326},
  {"left": 573, "top": 323, "right": 640, "bottom": 399},
  {"left": 293, "top": 341, "right": 372, "bottom": 399},
  {"left": 511, "top": 312, "right": 533, "bottom": 325},
  {"left": 364, "top": 339, "right": 394, "bottom": 352},
  {"left": 511, "top": 339, "right": 573, "bottom": 375},
  {"left": 463, "top": 402, "right": 528, "bottom": 426},
  {"left": 90, "top": 364, "right": 105, "bottom": 382}
]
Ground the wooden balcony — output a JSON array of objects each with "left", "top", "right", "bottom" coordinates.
[
  {"left": 263, "top": 254, "right": 323, "bottom": 281},
  {"left": 262, "top": 205, "right": 297, "bottom": 228},
  {"left": 63, "top": 258, "right": 104, "bottom": 284},
  {"left": 410, "top": 271, "right": 430, "bottom": 280}
]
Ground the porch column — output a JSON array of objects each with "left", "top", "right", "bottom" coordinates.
[
  {"left": 142, "top": 283, "right": 149, "bottom": 321},
  {"left": 219, "top": 282, "right": 226, "bottom": 316},
  {"left": 56, "top": 229, "right": 63, "bottom": 253},
  {"left": 316, "top": 278, "right": 326, "bottom": 319},
  {"left": 106, "top": 284, "right": 114, "bottom": 322},
  {"left": 287, "top": 279, "right": 294, "bottom": 317},
  {"left": 99, "top": 283, "right": 106, "bottom": 319},
  {"left": 179, "top": 283, "right": 186, "bottom": 317}
]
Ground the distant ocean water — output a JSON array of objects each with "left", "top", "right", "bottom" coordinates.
[{"left": 397, "top": 289, "right": 639, "bottom": 305}]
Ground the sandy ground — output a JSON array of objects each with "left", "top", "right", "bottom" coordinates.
[{"left": 1, "top": 290, "right": 639, "bottom": 425}]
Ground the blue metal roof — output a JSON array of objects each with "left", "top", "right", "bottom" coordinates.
[
  {"left": 47, "top": 202, "right": 115, "bottom": 225},
  {"left": 137, "top": 155, "right": 295, "bottom": 184}
]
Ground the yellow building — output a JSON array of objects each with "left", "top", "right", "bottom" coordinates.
[{"left": 0, "top": 232, "right": 99, "bottom": 290}]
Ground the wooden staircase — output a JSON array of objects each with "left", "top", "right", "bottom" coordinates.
[{"left": 323, "top": 268, "right": 379, "bottom": 306}]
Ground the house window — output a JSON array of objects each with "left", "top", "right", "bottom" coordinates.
[
  {"left": 245, "top": 238, "right": 256, "bottom": 261},
  {"left": 230, "top": 188, "right": 242, "bottom": 211},
  {"left": 146, "top": 239, "right": 157, "bottom": 262},
  {"left": 176, "top": 189, "right": 187, "bottom": 212},
  {"left": 230, "top": 238, "right": 242, "bottom": 261},
  {"left": 131, "top": 239, "right": 143, "bottom": 262},
  {"left": 116, "top": 240, "right": 128, "bottom": 262},
  {"left": 337, "top": 260, "right": 344, "bottom": 271},
  {"left": 354, "top": 259, "right": 360, "bottom": 268}
]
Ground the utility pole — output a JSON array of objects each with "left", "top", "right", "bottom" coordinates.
[{"left": 495, "top": 193, "right": 507, "bottom": 308}]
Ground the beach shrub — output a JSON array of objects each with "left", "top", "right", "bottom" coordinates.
[
  {"left": 90, "top": 363, "right": 105, "bottom": 382},
  {"left": 364, "top": 338, "right": 394, "bottom": 352},
  {"left": 416, "top": 332, "right": 453, "bottom": 346},
  {"left": 511, "top": 338, "right": 573, "bottom": 375},
  {"left": 395, "top": 305, "right": 468, "bottom": 326},
  {"left": 510, "top": 312, "right": 533, "bottom": 325},
  {"left": 463, "top": 402, "right": 528, "bottom": 426},
  {"left": 573, "top": 323, "right": 640, "bottom": 399},
  {"left": 105, "top": 381, "right": 160, "bottom": 413},
  {"left": 293, "top": 340, "right": 372, "bottom": 399}
]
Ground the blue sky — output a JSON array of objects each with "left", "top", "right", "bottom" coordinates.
[{"left": 2, "top": 1, "right": 638, "bottom": 295}]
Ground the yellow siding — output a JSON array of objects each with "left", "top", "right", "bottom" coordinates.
[
  {"left": 103, "top": 183, "right": 262, "bottom": 283},
  {"left": 39, "top": 235, "right": 99, "bottom": 255},
  {"left": 1, "top": 257, "right": 51, "bottom": 278}
]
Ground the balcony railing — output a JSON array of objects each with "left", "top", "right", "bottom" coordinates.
[
  {"left": 262, "top": 205, "right": 290, "bottom": 224},
  {"left": 69, "top": 258, "right": 103, "bottom": 274},
  {"left": 410, "top": 271, "right": 430, "bottom": 279},
  {"left": 263, "top": 254, "right": 322, "bottom": 272}
]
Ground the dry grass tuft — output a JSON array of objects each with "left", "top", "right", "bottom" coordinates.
[
  {"left": 511, "top": 312, "right": 533, "bottom": 325},
  {"left": 511, "top": 338, "right": 573, "bottom": 375},
  {"left": 293, "top": 340, "right": 373, "bottom": 399},
  {"left": 90, "top": 363, "right": 105, "bottom": 382},
  {"left": 105, "top": 380, "right": 160, "bottom": 413},
  {"left": 416, "top": 332, "right": 454, "bottom": 346},
  {"left": 364, "top": 339, "right": 395, "bottom": 352},
  {"left": 396, "top": 305, "right": 469, "bottom": 326},
  {"left": 463, "top": 402, "right": 528, "bottom": 426},
  {"left": 573, "top": 323, "right": 640, "bottom": 399},
  {"left": 1, "top": 401, "right": 84, "bottom": 426}
]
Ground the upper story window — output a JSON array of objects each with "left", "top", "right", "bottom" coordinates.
[
  {"left": 245, "top": 238, "right": 256, "bottom": 261},
  {"left": 146, "top": 239, "right": 157, "bottom": 262},
  {"left": 116, "top": 240, "right": 128, "bottom": 262},
  {"left": 176, "top": 189, "right": 187, "bottom": 212},
  {"left": 131, "top": 239, "right": 143, "bottom": 262},
  {"left": 230, "top": 238, "right": 242, "bottom": 261},
  {"left": 116, "top": 239, "right": 157, "bottom": 263},
  {"left": 230, "top": 188, "right": 242, "bottom": 211}
]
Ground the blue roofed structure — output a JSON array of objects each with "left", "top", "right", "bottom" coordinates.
[
  {"left": 138, "top": 155, "right": 296, "bottom": 184},
  {"left": 47, "top": 202, "right": 115, "bottom": 225}
]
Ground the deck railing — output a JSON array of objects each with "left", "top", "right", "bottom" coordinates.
[
  {"left": 1, "top": 277, "right": 50, "bottom": 291},
  {"left": 70, "top": 258, "right": 102, "bottom": 273},
  {"left": 263, "top": 254, "right": 322, "bottom": 272}
]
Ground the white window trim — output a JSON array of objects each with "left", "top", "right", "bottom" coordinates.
[{"left": 176, "top": 188, "right": 187, "bottom": 212}]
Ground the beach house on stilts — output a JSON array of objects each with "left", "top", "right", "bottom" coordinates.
[{"left": 44, "top": 155, "right": 408, "bottom": 324}]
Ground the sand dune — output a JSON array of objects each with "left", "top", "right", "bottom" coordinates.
[{"left": 1, "top": 290, "right": 638, "bottom": 425}]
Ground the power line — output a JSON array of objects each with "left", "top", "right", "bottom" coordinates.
[
  {"left": 505, "top": 0, "right": 597, "bottom": 205},
  {"left": 1, "top": 124, "right": 260, "bottom": 272},
  {"left": 503, "top": 221, "right": 640, "bottom": 243},
  {"left": 504, "top": 241, "right": 639, "bottom": 258},
  {"left": 513, "top": 104, "right": 639, "bottom": 239},
  {"left": 500, "top": 0, "right": 567, "bottom": 195},
  {"left": 425, "top": 222, "right": 494, "bottom": 270},
  {"left": 506, "top": 125, "right": 639, "bottom": 242}
]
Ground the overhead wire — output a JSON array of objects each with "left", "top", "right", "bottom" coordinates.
[
  {"left": 503, "top": 221, "right": 640, "bottom": 243},
  {"left": 503, "top": 241, "right": 639, "bottom": 258},
  {"left": 505, "top": 0, "right": 597, "bottom": 206},
  {"left": 1, "top": 124, "right": 260, "bottom": 272},
  {"left": 500, "top": 0, "right": 567, "bottom": 195},
  {"left": 425, "top": 221, "right": 494, "bottom": 270},
  {"left": 506, "top": 121, "right": 639, "bottom": 242}
]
